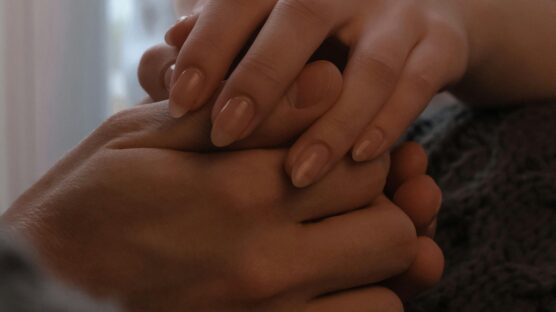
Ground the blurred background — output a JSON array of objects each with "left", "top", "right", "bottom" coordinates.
[{"left": 0, "top": 0, "right": 177, "bottom": 211}]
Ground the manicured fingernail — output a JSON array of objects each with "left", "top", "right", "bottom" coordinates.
[
  {"left": 165, "top": 16, "right": 188, "bottom": 46},
  {"left": 291, "top": 143, "right": 330, "bottom": 188},
  {"left": 286, "top": 82, "right": 320, "bottom": 109},
  {"left": 352, "top": 128, "right": 384, "bottom": 162},
  {"left": 169, "top": 68, "right": 204, "bottom": 118},
  {"left": 176, "top": 15, "right": 188, "bottom": 24},
  {"left": 164, "top": 64, "right": 175, "bottom": 91},
  {"left": 211, "top": 97, "right": 255, "bottom": 147}
]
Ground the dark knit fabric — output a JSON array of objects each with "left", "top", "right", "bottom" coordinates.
[{"left": 405, "top": 101, "right": 556, "bottom": 312}]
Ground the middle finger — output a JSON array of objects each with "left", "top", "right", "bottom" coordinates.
[{"left": 209, "top": 0, "right": 350, "bottom": 147}]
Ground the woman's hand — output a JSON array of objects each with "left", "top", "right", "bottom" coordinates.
[
  {"left": 138, "top": 39, "right": 445, "bottom": 301},
  {"left": 167, "top": 0, "right": 472, "bottom": 188}
]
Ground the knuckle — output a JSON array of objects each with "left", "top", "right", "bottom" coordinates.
[
  {"left": 353, "top": 53, "right": 399, "bottom": 90},
  {"left": 278, "top": 0, "right": 332, "bottom": 25},
  {"left": 189, "top": 31, "right": 221, "bottom": 52},
  {"left": 97, "top": 105, "right": 166, "bottom": 147},
  {"left": 178, "top": 34, "right": 223, "bottom": 69},
  {"left": 237, "top": 54, "right": 284, "bottom": 90},
  {"left": 326, "top": 112, "right": 361, "bottom": 142},
  {"left": 210, "top": 152, "right": 286, "bottom": 213},
  {"left": 407, "top": 70, "right": 438, "bottom": 98},
  {"left": 99, "top": 108, "right": 141, "bottom": 139},
  {"left": 229, "top": 247, "right": 290, "bottom": 302},
  {"left": 137, "top": 47, "right": 160, "bottom": 86}
]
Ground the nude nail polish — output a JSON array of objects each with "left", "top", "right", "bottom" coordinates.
[
  {"left": 291, "top": 143, "right": 330, "bottom": 188},
  {"left": 211, "top": 97, "right": 255, "bottom": 147},
  {"left": 169, "top": 68, "right": 204, "bottom": 118},
  {"left": 176, "top": 15, "right": 188, "bottom": 24},
  {"left": 352, "top": 128, "right": 384, "bottom": 162},
  {"left": 164, "top": 65, "right": 175, "bottom": 91}
]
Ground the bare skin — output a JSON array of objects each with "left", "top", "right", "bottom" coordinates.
[
  {"left": 0, "top": 58, "right": 443, "bottom": 311},
  {"left": 168, "top": 0, "right": 556, "bottom": 189}
]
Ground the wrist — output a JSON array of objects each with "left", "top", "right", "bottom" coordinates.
[
  {"left": 449, "top": 0, "right": 509, "bottom": 103},
  {"left": 456, "top": 0, "right": 501, "bottom": 74}
]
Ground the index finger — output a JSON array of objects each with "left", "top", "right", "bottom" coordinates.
[{"left": 209, "top": 0, "right": 350, "bottom": 147}]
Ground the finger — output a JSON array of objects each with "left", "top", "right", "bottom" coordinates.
[
  {"left": 209, "top": 0, "right": 346, "bottom": 147},
  {"left": 387, "top": 142, "right": 442, "bottom": 234},
  {"left": 298, "top": 196, "right": 417, "bottom": 295},
  {"left": 286, "top": 16, "right": 423, "bottom": 188},
  {"left": 288, "top": 153, "right": 390, "bottom": 222},
  {"left": 425, "top": 219, "right": 438, "bottom": 238},
  {"left": 394, "top": 175, "right": 442, "bottom": 232},
  {"left": 164, "top": 15, "right": 198, "bottom": 48},
  {"left": 233, "top": 61, "right": 343, "bottom": 149},
  {"left": 306, "top": 287, "right": 403, "bottom": 312},
  {"left": 109, "top": 61, "right": 342, "bottom": 152},
  {"left": 385, "top": 237, "right": 444, "bottom": 301},
  {"left": 386, "top": 142, "right": 428, "bottom": 196},
  {"left": 138, "top": 44, "right": 179, "bottom": 101},
  {"left": 169, "top": 0, "right": 276, "bottom": 118},
  {"left": 352, "top": 34, "right": 467, "bottom": 161}
]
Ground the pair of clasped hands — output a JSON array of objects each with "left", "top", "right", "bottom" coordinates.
[{"left": 1, "top": 0, "right": 462, "bottom": 311}]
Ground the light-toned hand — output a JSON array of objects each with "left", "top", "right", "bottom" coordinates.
[
  {"left": 167, "top": 0, "right": 470, "bottom": 189},
  {"left": 139, "top": 35, "right": 445, "bottom": 303}
]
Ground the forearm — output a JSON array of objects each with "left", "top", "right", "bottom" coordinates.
[{"left": 454, "top": 0, "right": 556, "bottom": 106}]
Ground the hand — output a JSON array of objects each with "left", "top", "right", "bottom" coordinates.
[
  {"left": 3, "top": 62, "right": 432, "bottom": 311},
  {"left": 167, "top": 0, "right": 470, "bottom": 188},
  {"left": 139, "top": 37, "right": 445, "bottom": 302}
]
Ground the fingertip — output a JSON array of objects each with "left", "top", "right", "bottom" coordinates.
[
  {"left": 164, "top": 15, "right": 196, "bottom": 48},
  {"left": 387, "top": 142, "right": 428, "bottom": 192},
  {"left": 413, "top": 236, "right": 445, "bottom": 288},
  {"left": 290, "top": 143, "right": 331, "bottom": 188},
  {"left": 393, "top": 175, "right": 442, "bottom": 230},
  {"left": 210, "top": 97, "right": 256, "bottom": 147},
  {"left": 352, "top": 128, "right": 385, "bottom": 162},
  {"left": 387, "top": 236, "right": 445, "bottom": 301},
  {"left": 168, "top": 68, "right": 205, "bottom": 118},
  {"left": 138, "top": 44, "right": 179, "bottom": 102}
]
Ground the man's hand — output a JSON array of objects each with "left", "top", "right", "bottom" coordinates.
[
  {"left": 138, "top": 38, "right": 445, "bottom": 303},
  {"left": 1, "top": 63, "right": 424, "bottom": 311}
]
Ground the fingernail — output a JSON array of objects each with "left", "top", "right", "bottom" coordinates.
[
  {"left": 164, "top": 64, "right": 175, "bottom": 91},
  {"left": 287, "top": 83, "right": 320, "bottom": 109},
  {"left": 169, "top": 68, "right": 204, "bottom": 118},
  {"left": 211, "top": 97, "right": 255, "bottom": 147},
  {"left": 165, "top": 16, "right": 188, "bottom": 46},
  {"left": 176, "top": 15, "right": 188, "bottom": 24},
  {"left": 352, "top": 128, "right": 384, "bottom": 162},
  {"left": 291, "top": 143, "right": 330, "bottom": 188}
]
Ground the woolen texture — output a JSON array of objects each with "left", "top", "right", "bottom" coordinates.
[{"left": 406, "top": 102, "right": 556, "bottom": 312}]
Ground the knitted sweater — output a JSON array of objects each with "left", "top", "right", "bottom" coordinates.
[{"left": 406, "top": 101, "right": 556, "bottom": 312}]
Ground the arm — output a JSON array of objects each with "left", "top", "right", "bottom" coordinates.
[{"left": 454, "top": 0, "right": 556, "bottom": 105}]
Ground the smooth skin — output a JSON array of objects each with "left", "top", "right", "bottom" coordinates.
[
  {"left": 140, "top": 40, "right": 445, "bottom": 304},
  {"left": 140, "top": 36, "right": 445, "bottom": 300},
  {"left": 169, "top": 0, "right": 556, "bottom": 189},
  {"left": 0, "top": 57, "right": 442, "bottom": 312}
]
